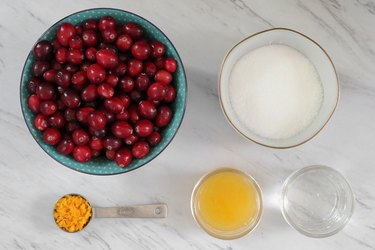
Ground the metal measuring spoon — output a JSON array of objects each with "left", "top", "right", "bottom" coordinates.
[{"left": 53, "top": 194, "right": 167, "bottom": 233}]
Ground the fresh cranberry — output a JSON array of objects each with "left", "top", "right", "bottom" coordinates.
[
  {"left": 55, "top": 69, "right": 72, "bottom": 88},
  {"left": 36, "top": 82, "right": 55, "bottom": 100},
  {"left": 144, "top": 61, "right": 157, "bottom": 77},
  {"left": 99, "top": 16, "right": 116, "bottom": 31},
  {"left": 155, "top": 106, "right": 172, "bottom": 127},
  {"left": 72, "top": 128, "right": 90, "bottom": 145},
  {"left": 89, "top": 127, "right": 107, "bottom": 138},
  {"left": 89, "top": 136, "right": 103, "bottom": 150},
  {"left": 34, "top": 114, "right": 48, "bottom": 131},
  {"left": 70, "top": 71, "right": 86, "bottom": 86},
  {"left": 48, "top": 112, "right": 65, "bottom": 128},
  {"left": 154, "top": 57, "right": 165, "bottom": 69},
  {"left": 87, "top": 64, "right": 106, "bottom": 84},
  {"left": 51, "top": 39, "right": 62, "bottom": 51},
  {"left": 76, "top": 107, "right": 95, "bottom": 124},
  {"left": 128, "top": 105, "right": 140, "bottom": 124},
  {"left": 115, "top": 62, "right": 127, "bottom": 76},
  {"left": 43, "top": 128, "right": 61, "bottom": 145},
  {"left": 104, "top": 97, "right": 124, "bottom": 113},
  {"left": 67, "top": 49, "right": 84, "bottom": 65},
  {"left": 85, "top": 47, "right": 97, "bottom": 61},
  {"left": 96, "top": 49, "right": 119, "bottom": 69},
  {"left": 124, "top": 134, "right": 139, "bottom": 145},
  {"left": 57, "top": 138, "right": 75, "bottom": 155},
  {"left": 135, "top": 73, "right": 150, "bottom": 91},
  {"left": 164, "top": 85, "right": 176, "bottom": 103},
  {"left": 132, "top": 141, "right": 150, "bottom": 159},
  {"left": 127, "top": 59, "right": 143, "bottom": 76},
  {"left": 164, "top": 57, "right": 177, "bottom": 72},
  {"left": 51, "top": 60, "right": 63, "bottom": 70},
  {"left": 80, "top": 61, "right": 91, "bottom": 73},
  {"left": 82, "top": 30, "right": 98, "bottom": 47},
  {"left": 64, "top": 108, "right": 76, "bottom": 122},
  {"left": 40, "top": 100, "right": 57, "bottom": 115},
  {"left": 111, "top": 121, "right": 133, "bottom": 139},
  {"left": 116, "top": 34, "right": 133, "bottom": 51},
  {"left": 130, "top": 90, "right": 143, "bottom": 102},
  {"left": 123, "top": 23, "right": 143, "bottom": 39},
  {"left": 103, "top": 136, "right": 122, "bottom": 151},
  {"left": 87, "top": 111, "right": 107, "bottom": 130},
  {"left": 27, "top": 78, "right": 41, "bottom": 94},
  {"left": 119, "top": 76, "right": 135, "bottom": 92},
  {"left": 148, "top": 131, "right": 161, "bottom": 146},
  {"left": 102, "top": 29, "right": 117, "bottom": 43},
  {"left": 57, "top": 23, "right": 76, "bottom": 46},
  {"left": 131, "top": 41, "right": 151, "bottom": 60},
  {"left": 83, "top": 19, "right": 98, "bottom": 30},
  {"left": 135, "top": 119, "right": 154, "bottom": 137},
  {"left": 61, "top": 89, "right": 81, "bottom": 108},
  {"left": 33, "top": 40, "right": 53, "bottom": 60},
  {"left": 102, "top": 109, "right": 116, "bottom": 124},
  {"left": 97, "top": 83, "right": 114, "bottom": 98},
  {"left": 118, "top": 94, "right": 131, "bottom": 108},
  {"left": 104, "top": 74, "right": 118, "bottom": 87},
  {"left": 75, "top": 25, "right": 83, "bottom": 35},
  {"left": 155, "top": 70, "right": 173, "bottom": 84},
  {"left": 81, "top": 84, "right": 98, "bottom": 102},
  {"left": 55, "top": 47, "right": 68, "bottom": 63},
  {"left": 68, "top": 35, "right": 83, "bottom": 49},
  {"left": 66, "top": 121, "right": 81, "bottom": 133},
  {"left": 105, "top": 149, "right": 116, "bottom": 160},
  {"left": 28, "top": 94, "right": 40, "bottom": 113},
  {"left": 147, "top": 82, "right": 166, "bottom": 101},
  {"left": 43, "top": 69, "right": 57, "bottom": 82},
  {"left": 138, "top": 100, "right": 157, "bottom": 119},
  {"left": 73, "top": 145, "right": 92, "bottom": 162},
  {"left": 32, "top": 61, "right": 50, "bottom": 77},
  {"left": 150, "top": 41, "right": 166, "bottom": 58},
  {"left": 115, "top": 148, "right": 132, "bottom": 167},
  {"left": 64, "top": 63, "right": 79, "bottom": 73},
  {"left": 116, "top": 110, "right": 129, "bottom": 121}
]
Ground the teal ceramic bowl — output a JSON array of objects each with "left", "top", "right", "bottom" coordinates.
[{"left": 20, "top": 8, "right": 187, "bottom": 175}]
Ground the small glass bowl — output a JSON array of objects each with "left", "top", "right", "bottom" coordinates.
[
  {"left": 191, "top": 168, "right": 263, "bottom": 240},
  {"left": 281, "top": 165, "right": 354, "bottom": 237}
]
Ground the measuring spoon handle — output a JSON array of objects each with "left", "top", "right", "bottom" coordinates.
[{"left": 93, "top": 204, "right": 167, "bottom": 218}]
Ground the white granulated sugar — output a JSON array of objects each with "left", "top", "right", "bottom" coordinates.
[{"left": 229, "top": 44, "right": 323, "bottom": 139}]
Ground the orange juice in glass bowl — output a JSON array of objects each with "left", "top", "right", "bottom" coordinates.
[{"left": 191, "top": 168, "right": 263, "bottom": 240}]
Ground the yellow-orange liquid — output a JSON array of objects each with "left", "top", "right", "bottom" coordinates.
[{"left": 194, "top": 170, "right": 260, "bottom": 232}]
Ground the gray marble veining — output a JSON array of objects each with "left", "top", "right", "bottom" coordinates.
[{"left": 0, "top": 0, "right": 374, "bottom": 249}]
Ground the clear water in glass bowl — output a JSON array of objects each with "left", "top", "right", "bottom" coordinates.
[{"left": 281, "top": 165, "right": 354, "bottom": 237}]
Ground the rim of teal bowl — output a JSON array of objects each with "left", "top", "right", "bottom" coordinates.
[{"left": 20, "top": 8, "right": 187, "bottom": 176}]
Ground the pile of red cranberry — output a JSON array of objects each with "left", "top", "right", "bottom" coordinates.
[{"left": 26, "top": 16, "right": 177, "bottom": 167}]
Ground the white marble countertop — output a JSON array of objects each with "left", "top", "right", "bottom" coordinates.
[{"left": 1, "top": 0, "right": 374, "bottom": 249}]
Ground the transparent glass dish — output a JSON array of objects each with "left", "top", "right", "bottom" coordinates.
[{"left": 281, "top": 165, "right": 354, "bottom": 237}]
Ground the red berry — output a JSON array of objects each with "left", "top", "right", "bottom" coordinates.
[
  {"left": 27, "top": 78, "right": 42, "bottom": 94},
  {"left": 89, "top": 127, "right": 107, "bottom": 138},
  {"left": 57, "top": 23, "right": 76, "bottom": 46},
  {"left": 115, "top": 148, "right": 132, "bottom": 167},
  {"left": 85, "top": 47, "right": 97, "bottom": 61},
  {"left": 104, "top": 97, "right": 125, "bottom": 113},
  {"left": 66, "top": 121, "right": 81, "bottom": 133},
  {"left": 150, "top": 41, "right": 166, "bottom": 58},
  {"left": 154, "top": 57, "right": 165, "bottom": 69},
  {"left": 138, "top": 100, "right": 157, "bottom": 119},
  {"left": 128, "top": 105, "right": 140, "bottom": 124},
  {"left": 40, "top": 100, "right": 57, "bottom": 115},
  {"left": 148, "top": 131, "right": 161, "bottom": 146},
  {"left": 155, "top": 106, "right": 173, "bottom": 127},
  {"left": 105, "top": 74, "right": 119, "bottom": 87},
  {"left": 64, "top": 108, "right": 76, "bottom": 122},
  {"left": 76, "top": 107, "right": 95, "bottom": 124},
  {"left": 65, "top": 63, "right": 79, "bottom": 73},
  {"left": 135, "top": 73, "right": 150, "bottom": 91},
  {"left": 81, "top": 84, "right": 98, "bottom": 102},
  {"left": 155, "top": 70, "right": 173, "bottom": 84},
  {"left": 57, "top": 138, "right": 75, "bottom": 155},
  {"left": 114, "top": 62, "right": 127, "bottom": 76},
  {"left": 131, "top": 41, "right": 151, "bottom": 60},
  {"left": 97, "top": 83, "right": 114, "bottom": 98},
  {"left": 123, "top": 23, "right": 144, "bottom": 40},
  {"left": 34, "top": 114, "right": 48, "bottom": 131},
  {"left": 43, "top": 128, "right": 61, "bottom": 145},
  {"left": 36, "top": 82, "right": 55, "bottom": 100},
  {"left": 73, "top": 145, "right": 92, "bottom": 162},
  {"left": 135, "top": 119, "right": 154, "bottom": 137},
  {"left": 130, "top": 90, "right": 143, "bottom": 102},
  {"left": 116, "top": 110, "right": 129, "bottom": 121},
  {"left": 111, "top": 121, "right": 133, "bottom": 139},
  {"left": 69, "top": 35, "right": 83, "bottom": 49},
  {"left": 132, "top": 141, "right": 150, "bottom": 159},
  {"left": 124, "top": 134, "right": 139, "bottom": 145},
  {"left": 83, "top": 19, "right": 98, "bottom": 30},
  {"left": 127, "top": 59, "right": 143, "bottom": 76},
  {"left": 103, "top": 136, "right": 122, "bottom": 151},
  {"left": 82, "top": 30, "right": 98, "bottom": 47},
  {"left": 67, "top": 49, "right": 84, "bottom": 65},
  {"left": 32, "top": 61, "right": 50, "bottom": 77},
  {"left": 71, "top": 70, "right": 87, "bottom": 86},
  {"left": 119, "top": 76, "right": 135, "bottom": 92},
  {"left": 43, "top": 69, "right": 57, "bottom": 82},
  {"left": 116, "top": 34, "right": 133, "bottom": 51},
  {"left": 101, "top": 29, "right": 117, "bottom": 43},
  {"left": 164, "top": 85, "right": 176, "bottom": 103},
  {"left": 106, "top": 149, "right": 116, "bottom": 160},
  {"left": 87, "top": 111, "right": 107, "bottom": 130},
  {"left": 61, "top": 89, "right": 81, "bottom": 108},
  {"left": 147, "top": 82, "right": 166, "bottom": 101},
  {"left": 87, "top": 64, "right": 106, "bottom": 84},
  {"left": 89, "top": 136, "right": 103, "bottom": 150},
  {"left": 144, "top": 61, "right": 157, "bottom": 77},
  {"left": 99, "top": 16, "right": 116, "bottom": 32},
  {"left": 33, "top": 40, "right": 53, "bottom": 60},
  {"left": 164, "top": 58, "right": 177, "bottom": 73},
  {"left": 55, "top": 69, "right": 72, "bottom": 88},
  {"left": 72, "top": 128, "right": 90, "bottom": 145},
  {"left": 96, "top": 49, "right": 119, "bottom": 69},
  {"left": 48, "top": 112, "right": 65, "bottom": 128}
]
